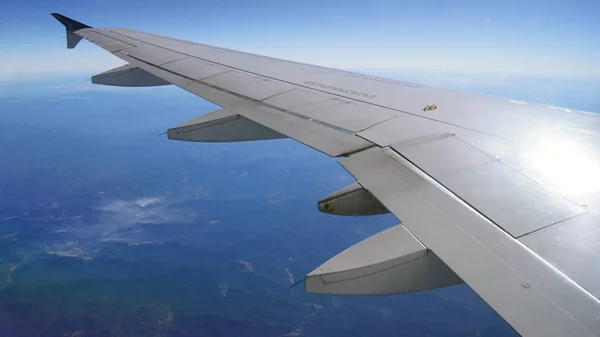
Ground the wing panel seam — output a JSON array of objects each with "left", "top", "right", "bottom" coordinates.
[
  {"left": 108, "top": 30, "right": 509, "bottom": 141},
  {"left": 122, "top": 53, "right": 359, "bottom": 135}
]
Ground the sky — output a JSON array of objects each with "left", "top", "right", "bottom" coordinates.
[{"left": 1, "top": 0, "right": 599, "bottom": 80}]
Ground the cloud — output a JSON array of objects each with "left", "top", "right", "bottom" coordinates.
[
  {"left": 237, "top": 260, "right": 254, "bottom": 273},
  {"left": 282, "top": 302, "right": 323, "bottom": 336},
  {"left": 44, "top": 96, "right": 90, "bottom": 101},
  {"left": 218, "top": 285, "right": 228, "bottom": 297},
  {"left": 304, "top": 302, "right": 323, "bottom": 311},
  {"left": 283, "top": 327, "right": 303, "bottom": 336},
  {"left": 100, "top": 238, "right": 164, "bottom": 246},
  {"left": 91, "top": 195, "right": 196, "bottom": 244},
  {"left": 133, "top": 197, "right": 161, "bottom": 208},
  {"left": 44, "top": 240, "right": 93, "bottom": 261},
  {"left": 285, "top": 268, "right": 294, "bottom": 284},
  {"left": 97, "top": 196, "right": 174, "bottom": 225}
]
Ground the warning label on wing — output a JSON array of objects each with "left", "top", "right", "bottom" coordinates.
[{"left": 303, "top": 81, "right": 377, "bottom": 99}]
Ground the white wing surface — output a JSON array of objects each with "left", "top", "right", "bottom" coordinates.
[{"left": 52, "top": 13, "right": 600, "bottom": 337}]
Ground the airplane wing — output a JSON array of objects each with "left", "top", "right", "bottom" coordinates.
[{"left": 51, "top": 13, "right": 600, "bottom": 337}]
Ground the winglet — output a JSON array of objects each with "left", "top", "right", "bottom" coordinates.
[
  {"left": 51, "top": 13, "right": 91, "bottom": 49},
  {"left": 51, "top": 13, "right": 91, "bottom": 31}
]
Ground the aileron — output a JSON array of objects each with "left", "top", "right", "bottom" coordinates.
[{"left": 121, "top": 45, "right": 187, "bottom": 66}]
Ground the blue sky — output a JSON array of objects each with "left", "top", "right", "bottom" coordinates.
[{"left": 1, "top": 0, "right": 599, "bottom": 80}]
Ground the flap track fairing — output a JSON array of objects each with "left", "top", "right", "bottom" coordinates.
[
  {"left": 318, "top": 182, "right": 389, "bottom": 216},
  {"left": 92, "top": 65, "right": 171, "bottom": 87},
  {"left": 305, "top": 225, "right": 463, "bottom": 295},
  {"left": 168, "top": 108, "right": 287, "bottom": 143}
]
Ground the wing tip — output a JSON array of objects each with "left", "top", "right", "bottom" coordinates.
[
  {"left": 51, "top": 13, "right": 92, "bottom": 31},
  {"left": 51, "top": 13, "right": 91, "bottom": 49}
]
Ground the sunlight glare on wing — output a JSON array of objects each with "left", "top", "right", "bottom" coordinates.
[{"left": 530, "top": 137, "right": 600, "bottom": 195}]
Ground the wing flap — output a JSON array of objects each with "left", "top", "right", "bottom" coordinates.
[
  {"left": 121, "top": 45, "right": 187, "bottom": 66},
  {"left": 116, "top": 53, "right": 195, "bottom": 88},
  {"left": 341, "top": 146, "right": 600, "bottom": 337},
  {"left": 77, "top": 30, "right": 134, "bottom": 51},
  {"left": 520, "top": 212, "right": 600, "bottom": 303},
  {"left": 236, "top": 103, "right": 372, "bottom": 156},
  {"left": 162, "top": 58, "right": 231, "bottom": 81},
  {"left": 264, "top": 89, "right": 396, "bottom": 132},
  {"left": 84, "top": 32, "right": 119, "bottom": 47},
  {"left": 203, "top": 71, "right": 296, "bottom": 101},
  {"left": 357, "top": 112, "right": 450, "bottom": 147},
  {"left": 85, "top": 29, "right": 140, "bottom": 48},
  {"left": 391, "top": 133, "right": 587, "bottom": 237}
]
